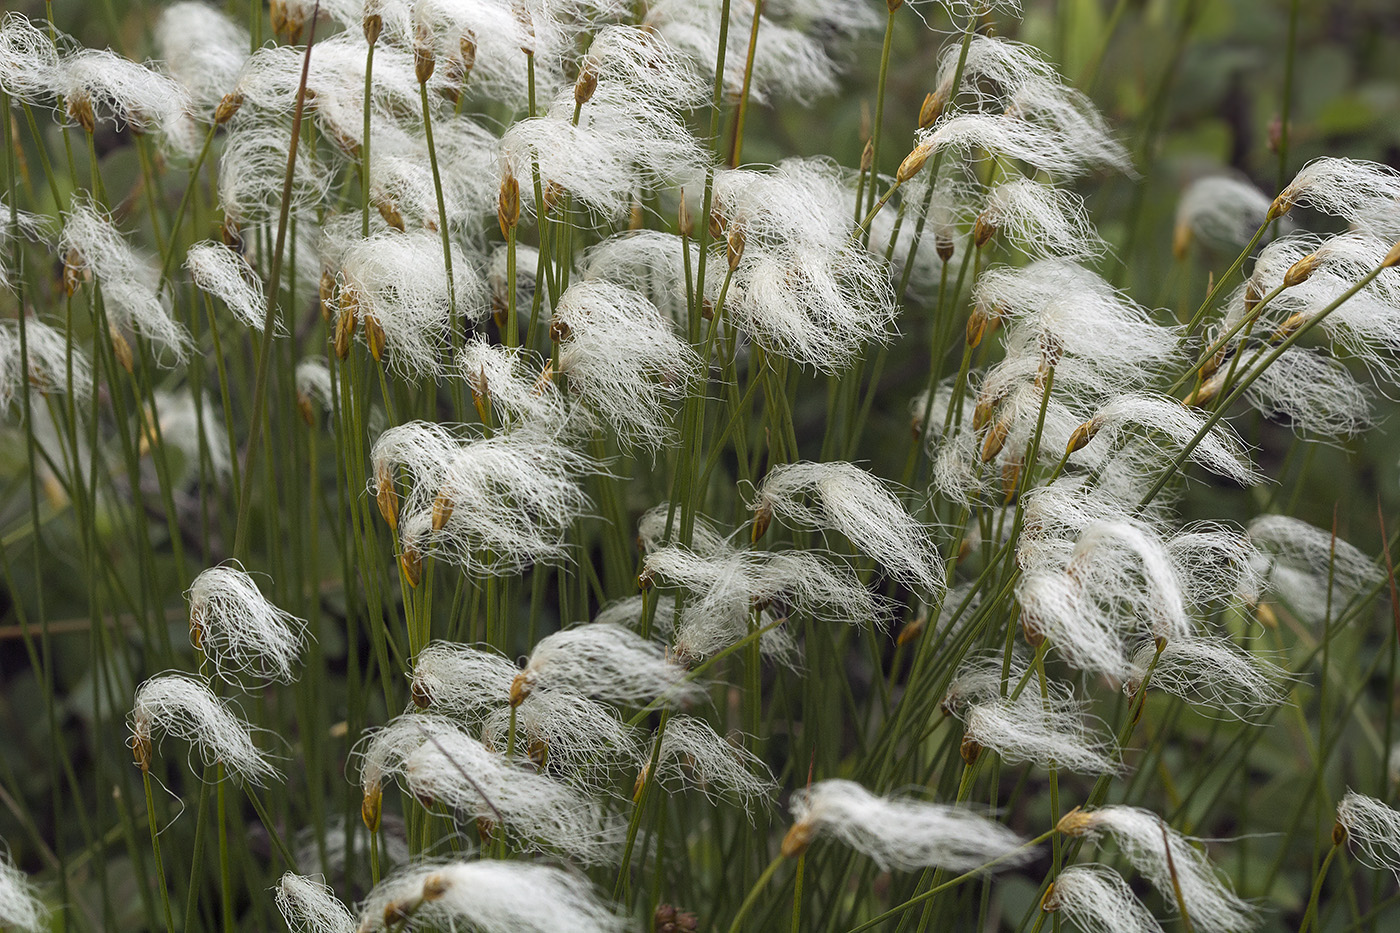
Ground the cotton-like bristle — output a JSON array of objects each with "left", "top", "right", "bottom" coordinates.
[
  {"left": 1274, "top": 157, "right": 1400, "bottom": 224},
  {"left": 147, "top": 388, "right": 231, "bottom": 482},
  {"left": 399, "top": 723, "right": 623, "bottom": 864},
  {"left": 1128, "top": 636, "right": 1287, "bottom": 720},
  {"left": 411, "top": 641, "right": 518, "bottom": 724},
  {"left": 56, "top": 48, "right": 199, "bottom": 156},
  {"left": 155, "top": 2, "right": 250, "bottom": 115},
  {"left": 187, "top": 564, "right": 307, "bottom": 684},
  {"left": 373, "top": 860, "right": 628, "bottom": 933},
  {"left": 787, "top": 779, "right": 1034, "bottom": 872},
  {"left": 276, "top": 872, "right": 356, "bottom": 933},
  {"left": 0, "top": 13, "right": 61, "bottom": 105},
  {"left": 653, "top": 715, "right": 777, "bottom": 810},
  {"left": 219, "top": 123, "right": 331, "bottom": 226},
  {"left": 0, "top": 846, "right": 47, "bottom": 933},
  {"left": 456, "top": 337, "right": 572, "bottom": 434},
  {"left": 749, "top": 461, "right": 945, "bottom": 593},
  {"left": 959, "top": 681, "right": 1122, "bottom": 775},
  {"left": 1175, "top": 175, "right": 1272, "bottom": 254},
  {"left": 1338, "top": 791, "right": 1400, "bottom": 883},
  {"left": 1073, "top": 393, "right": 1260, "bottom": 486},
  {"left": 1065, "top": 806, "right": 1258, "bottom": 933},
  {"left": 295, "top": 358, "right": 335, "bottom": 417},
  {"left": 0, "top": 317, "right": 92, "bottom": 414},
  {"left": 482, "top": 690, "right": 640, "bottom": 787},
  {"left": 186, "top": 240, "right": 272, "bottom": 333},
  {"left": 60, "top": 196, "right": 192, "bottom": 363},
  {"left": 519, "top": 622, "right": 702, "bottom": 708},
  {"left": 978, "top": 178, "right": 1106, "bottom": 260},
  {"left": 130, "top": 673, "right": 279, "bottom": 785},
  {"left": 1044, "top": 864, "right": 1164, "bottom": 933},
  {"left": 1248, "top": 515, "right": 1379, "bottom": 607},
  {"left": 551, "top": 280, "right": 701, "bottom": 449}
]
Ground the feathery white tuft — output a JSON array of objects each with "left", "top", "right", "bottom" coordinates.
[
  {"left": 1337, "top": 791, "right": 1400, "bottom": 883},
  {"left": 1175, "top": 176, "right": 1272, "bottom": 254},
  {"left": 0, "top": 317, "right": 92, "bottom": 413},
  {"left": 653, "top": 715, "right": 777, "bottom": 809},
  {"left": 276, "top": 873, "right": 355, "bottom": 933},
  {"left": 155, "top": 2, "right": 249, "bottom": 115},
  {"left": 0, "top": 13, "right": 60, "bottom": 105},
  {"left": 0, "top": 846, "right": 47, "bottom": 933},
  {"left": 788, "top": 779, "right": 1034, "bottom": 872},
  {"left": 1044, "top": 864, "right": 1165, "bottom": 933},
  {"left": 187, "top": 564, "right": 307, "bottom": 684},
  {"left": 186, "top": 240, "right": 272, "bottom": 333},
  {"left": 519, "top": 622, "right": 701, "bottom": 708},
  {"left": 130, "top": 673, "right": 279, "bottom": 785},
  {"left": 750, "top": 461, "right": 945, "bottom": 592}
]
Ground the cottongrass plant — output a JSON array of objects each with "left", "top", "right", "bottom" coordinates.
[{"left": 4, "top": 1, "right": 1400, "bottom": 931}]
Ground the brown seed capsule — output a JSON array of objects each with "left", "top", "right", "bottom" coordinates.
[
  {"left": 542, "top": 180, "right": 565, "bottom": 216},
  {"left": 377, "top": 199, "right": 406, "bottom": 232},
  {"left": 432, "top": 488, "right": 455, "bottom": 531},
  {"left": 297, "top": 392, "right": 314, "bottom": 426},
  {"left": 509, "top": 671, "right": 532, "bottom": 707},
  {"left": 973, "top": 212, "right": 996, "bottom": 249},
  {"left": 414, "top": 25, "right": 436, "bottom": 84},
  {"left": 363, "top": 310, "right": 387, "bottom": 362},
  {"left": 400, "top": 543, "right": 423, "bottom": 587},
  {"left": 574, "top": 64, "right": 598, "bottom": 106},
  {"left": 1243, "top": 280, "right": 1262, "bottom": 317},
  {"left": 68, "top": 94, "right": 96, "bottom": 134},
  {"left": 1384, "top": 239, "right": 1400, "bottom": 269},
  {"left": 727, "top": 225, "right": 746, "bottom": 270},
  {"left": 1271, "top": 311, "right": 1307, "bottom": 343},
  {"left": 318, "top": 270, "right": 336, "bottom": 323},
  {"left": 1181, "top": 372, "right": 1223, "bottom": 408},
  {"left": 980, "top": 416, "right": 1010, "bottom": 462},
  {"left": 896, "top": 616, "right": 925, "bottom": 647},
  {"left": 895, "top": 144, "right": 933, "bottom": 184},
  {"left": 1055, "top": 806, "right": 1092, "bottom": 836},
  {"left": 270, "top": 0, "right": 288, "bottom": 37},
  {"left": 361, "top": 785, "right": 382, "bottom": 831},
  {"left": 860, "top": 138, "right": 874, "bottom": 174},
  {"left": 549, "top": 319, "right": 571, "bottom": 343},
  {"left": 1039, "top": 882, "right": 1060, "bottom": 912},
  {"left": 422, "top": 874, "right": 449, "bottom": 902},
  {"left": 966, "top": 303, "right": 994, "bottom": 349},
  {"left": 1171, "top": 222, "right": 1192, "bottom": 262},
  {"left": 363, "top": 11, "right": 383, "bottom": 45},
  {"left": 1020, "top": 610, "right": 1044, "bottom": 648},
  {"left": 934, "top": 233, "right": 955, "bottom": 263},
  {"left": 960, "top": 732, "right": 981, "bottom": 764},
  {"left": 132, "top": 731, "right": 152, "bottom": 772},
  {"left": 630, "top": 199, "right": 644, "bottom": 231},
  {"left": 751, "top": 502, "right": 772, "bottom": 542},
  {"left": 375, "top": 465, "right": 399, "bottom": 531},
  {"left": 918, "top": 90, "right": 945, "bottom": 130},
  {"left": 1266, "top": 188, "right": 1296, "bottom": 222},
  {"left": 498, "top": 171, "right": 521, "bottom": 237},
  {"left": 1283, "top": 251, "right": 1321, "bottom": 288},
  {"left": 1332, "top": 820, "right": 1348, "bottom": 846},
  {"left": 214, "top": 91, "right": 244, "bottom": 125},
  {"left": 411, "top": 678, "right": 431, "bottom": 709},
  {"left": 632, "top": 764, "right": 650, "bottom": 802},
  {"left": 221, "top": 216, "right": 243, "bottom": 250},
  {"left": 781, "top": 821, "right": 814, "bottom": 859},
  {"left": 972, "top": 394, "right": 996, "bottom": 431},
  {"left": 334, "top": 295, "right": 357, "bottom": 362},
  {"left": 110, "top": 326, "right": 134, "bottom": 375},
  {"left": 1065, "top": 419, "right": 1099, "bottom": 454},
  {"left": 62, "top": 248, "right": 86, "bottom": 296},
  {"left": 887, "top": 0, "right": 905, "bottom": 11},
  {"left": 678, "top": 193, "right": 694, "bottom": 238},
  {"left": 1001, "top": 456, "right": 1021, "bottom": 504},
  {"left": 460, "top": 32, "right": 478, "bottom": 76}
]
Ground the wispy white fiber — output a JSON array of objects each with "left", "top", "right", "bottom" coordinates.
[
  {"left": 978, "top": 177, "right": 1106, "bottom": 260},
  {"left": 155, "top": 2, "right": 249, "bottom": 115},
  {"left": 787, "top": 780, "right": 1033, "bottom": 872},
  {"left": 551, "top": 280, "right": 701, "bottom": 449},
  {"left": 456, "top": 337, "right": 571, "bottom": 434},
  {"left": 130, "top": 672, "right": 279, "bottom": 785},
  {"left": 517, "top": 622, "right": 701, "bottom": 708},
  {"left": 749, "top": 461, "right": 945, "bottom": 592},
  {"left": 1247, "top": 515, "right": 1379, "bottom": 608},
  {"left": 653, "top": 715, "right": 776, "bottom": 809},
  {"left": 56, "top": 48, "right": 199, "bottom": 156},
  {"left": 0, "top": 317, "right": 91, "bottom": 414},
  {"left": 147, "top": 388, "right": 230, "bottom": 482},
  {"left": 360, "top": 860, "right": 627, "bottom": 933},
  {"left": 0, "top": 13, "right": 60, "bottom": 105},
  {"left": 1129, "top": 636, "right": 1287, "bottom": 720},
  {"left": 295, "top": 358, "right": 336, "bottom": 417},
  {"left": 186, "top": 240, "right": 272, "bottom": 333},
  {"left": 187, "top": 564, "right": 307, "bottom": 684},
  {"left": 482, "top": 689, "right": 640, "bottom": 785},
  {"left": 0, "top": 846, "right": 46, "bottom": 933},
  {"left": 1275, "top": 158, "right": 1400, "bottom": 224},
  {"left": 1241, "top": 347, "right": 1371, "bottom": 438},
  {"left": 1062, "top": 806, "right": 1259, "bottom": 933},
  {"left": 1044, "top": 864, "right": 1164, "bottom": 933},
  {"left": 219, "top": 123, "right": 331, "bottom": 227},
  {"left": 276, "top": 873, "right": 355, "bottom": 933},
  {"left": 1175, "top": 176, "right": 1272, "bottom": 254},
  {"left": 1338, "top": 791, "right": 1400, "bottom": 883},
  {"left": 60, "top": 196, "right": 191, "bottom": 362},
  {"left": 1072, "top": 393, "right": 1260, "bottom": 486},
  {"left": 960, "top": 683, "right": 1122, "bottom": 775}
]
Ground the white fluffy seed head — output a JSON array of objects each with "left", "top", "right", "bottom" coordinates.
[
  {"left": 1275, "top": 157, "right": 1400, "bottom": 224},
  {"left": 219, "top": 123, "right": 331, "bottom": 226},
  {"left": 0, "top": 317, "right": 92, "bottom": 414},
  {"left": 187, "top": 564, "right": 307, "bottom": 684},
  {"left": 155, "top": 2, "right": 250, "bottom": 115},
  {"left": 1044, "top": 864, "right": 1164, "bottom": 933},
  {"left": 482, "top": 690, "right": 640, "bottom": 787},
  {"left": 750, "top": 461, "right": 945, "bottom": 593},
  {"left": 1240, "top": 347, "right": 1370, "bottom": 439},
  {"left": 1247, "top": 515, "right": 1379, "bottom": 613},
  {"left": 186, "top": 240, "right": 272, "bottom": 333},
  {"left": 400, "top": 861, "right": 628, "bottom": 933},
  {"left": 130, "top": 673, "right": 279, "bottom": 785},
  {"left": 1175, "top": 175, "right": 1272, "bottom": 255},
  {"left": 959, "top": 681, "right": 1122, "bottom": 775},
  {"left": 0, "top": 847, "right": 47, "bottom": 933},
  {"left": 977, "top": 178, "right": 1106, "bottom": 260},
  {"left": 1128, "top": 636, "right": 1288, "bottom": 720},
  {"left": 654, "top": 715, "right": 777, "bottom": 810},
  {"left": 411, "top": 641, "right": 518, "bottom": 724},
  {"left": 60, "top": 195, "right": 191, "bottom": 363},
  {"left": 147, "top": 388, "right": 231, "bottom": 482},
  {"left": 295, "top": 358, "right": 336, "bottom": 417},
  {"left": 1074, "top": 393, "right": 1260, "bottom": 486},
  {"left": 456, "top": 337, "right": 571, "bottom": 435},
  {"left": 56, "top": 48, "right": 199, "bottom": 156},
  {"left": 0, "top": 13, "right": 60, "bottom": 105},
  {"left": 787, "top": 780, "right": 1034, "bottom": 872},
  {"left": 1065, "top": 806, "right": 1258, "bottom": 933},
  {"left": 520, "top": 622, "right": 701, "bottom": 708},
  {"left": 335, "top": 230, "right": 487, "bottom": 378},
  {"left": 1338, "top": 791, "right": 1400, "bottom": 883},
  {"left": 276, "top": 873, "right": 355, "bottom": 933},
  {"left": 551, "top": 280, "right": 701, "bottom": 449},
  {"left": 398, "top": 724, "right": 623, "bottom": 864}
]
